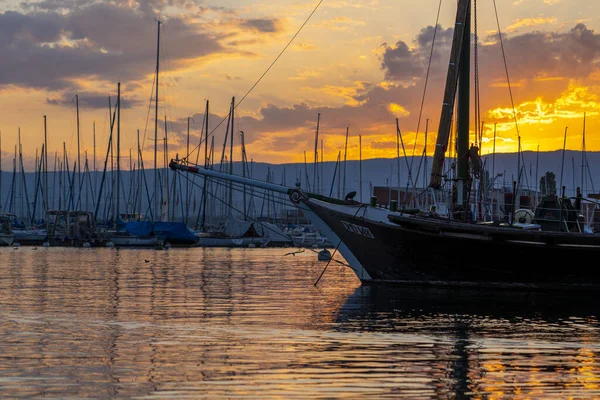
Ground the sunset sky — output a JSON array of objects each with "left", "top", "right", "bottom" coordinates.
[{"left": 1, "top": 0, "right": 599, "bottom": 169}]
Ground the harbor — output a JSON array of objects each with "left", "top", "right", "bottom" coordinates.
[{"left": 2, "top": 0, "right": 600, "bottom": 397}]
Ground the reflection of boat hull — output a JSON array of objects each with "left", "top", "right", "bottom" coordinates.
[
  {"left": 337, "top": 285, "right": 600, "bottom": 326},
  {"left": 0, "top": 234, "right": 14, "bottom": 246},
  {"left": 304, "top": 198, "right": 600, "bottom": 290},
  {"left": 48, "top": 237, "right": 109, "bottom": 247},
  {"left": 196, "top": 236, "right": 290, "bottom": 247},
  {"left": 109, "top": 235, "right": 162, "bottom": 247}
]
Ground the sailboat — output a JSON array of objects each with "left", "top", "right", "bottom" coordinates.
[
  {"left": 171, "top": 0, "right": 600, "bottom": 291},
  {"left": 0, "top": 212, "right": 15, "bottom": 246}
]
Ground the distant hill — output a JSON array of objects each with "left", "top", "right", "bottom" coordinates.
[{"left": 1, "top": 150, "right": 597, "bottom": 222}]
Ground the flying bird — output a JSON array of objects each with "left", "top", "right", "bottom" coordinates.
[{"left": 284, "top": 249, "right": 305, "bottom": 256}]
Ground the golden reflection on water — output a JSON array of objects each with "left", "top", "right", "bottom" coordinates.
[{"left": 0, "top": 247, "right": 599, "bottom": 398}]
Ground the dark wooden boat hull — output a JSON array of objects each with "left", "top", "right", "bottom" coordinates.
[{"left": 305, "top": 200, "right": 600, "bottom": 291}]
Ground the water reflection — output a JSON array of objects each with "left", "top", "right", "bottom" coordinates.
[
  {"left": 338, "top": 286, "right": 600, "bottom": 398},
  {"left": 0, "top": 248, "right": 598, "bottom": 398}
]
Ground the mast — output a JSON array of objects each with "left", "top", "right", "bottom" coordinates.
[
  {"left": 44, "top": 116, "right": 49, "bottom": 216},
  {"left": 186, "top": 117, "right": 190, "bottom": 224},
  {"left": 396, "top": 121, "right": 401, "bottom": 205},
  {"left": 116, "top": 82, "right": 121, "bottom": 225},
  {"left": 343, "top": 126, "right": 349, "bottom": 197},
  {"left": 313, "top": 113, "right": 321, "bottom": 195},
  {"left": 76, "top": 94, "right": 81, "bottom": 207},
  {"left": 137, "top": 129, "right": 142, "bottom": 217},
  {"left": 153, "top": 20, "right": 161, "bottom": 221},
  {"left": 201, "top": 100, "right": 209, "bottom": 231},
  {"left": 582, "top": 112, "right": 586, "bottom": 194},
  {"left": 320, "top": 138, "right": 324, "bottom": 195},
  {"left": 423, "top": 119, "right": 429, "bottom": 189},
  {"left": 560, "top": 126, "right": 568, "bottom": 195},
  {"left": 0, "top": 131, "right": 2, "bottom": 211},
  {"left": 303, "top": 151, "right": 309, "bottom": 191},
  {"left": 164, "top": 114, "right": 169, "bottom": 221},
  {"left": 455, "top": 1, "right": 471, "bottom": 215},
  {"left": 429, "top": 0, "right": 471, "bottom": 189},
  {"left": 93, "top": 121, "right": 96, "bottom": 193},
  {"left": 337, "top": 150, "right": 341, "bottom": 198},
  {"left": 228, "top": 97, "right": 234, "bottom": 215},
  {"left": 359, "top": 134, "right": 362, "bottom": 203},
  {"left": 241, "top": 130, "right": 247, "bottom": 221},
  {"left": 535, "top": 145, "right": 539, "bottom": 205}
]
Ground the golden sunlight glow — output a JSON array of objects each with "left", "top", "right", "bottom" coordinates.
[
  {"left": 387, "top": 103, "right": 410, "bottom": 118},
  {"left": 505, "top": 17, "right": 557, "bottom": 32}
]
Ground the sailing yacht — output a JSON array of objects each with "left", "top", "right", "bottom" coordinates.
[
  {"left": 171, "top": 0, "right": 600, "bottom": 290},
  {"left": 0, "top": 212, "right": 15, "bottom": 246}
]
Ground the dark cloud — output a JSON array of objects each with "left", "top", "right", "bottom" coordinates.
[
  {"left": 239, "top": 18, "right": 283, "bottom": 33},
  {"left": 381, "top": 23, "right": 600, "bottom": 85},
  {"left": 21, "top": 0, "right": 95, "bottom": 11},
  {"left": 380, "top": 24, "right": 453, "bottom": 82},
  {"left": 481, "top": 23, "right": 600, "bottom": 81},
  {"left": 0, "top": 2, "right": 285, "bottom": 92},
  {"left": 379, "top": 41, "right": 422, "bottom": 81},
  {"left": 46, "top": 91, "right": 143, "bottom": 109},
  {"left": 0, "top": 4, "right": 226, "bottom": 90}
]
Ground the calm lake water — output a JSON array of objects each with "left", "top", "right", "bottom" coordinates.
[{"left": 0, "top": 247, "right": 599, "bottom": 398}]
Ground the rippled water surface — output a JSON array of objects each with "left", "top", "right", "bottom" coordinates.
[{"left": 0, "top": 247, "right": 599, "bottom": 398}]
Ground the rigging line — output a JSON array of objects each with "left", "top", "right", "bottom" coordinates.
[
  {"left": 492, "top": 0, "right": 520, "bottom": 139},
  {"left": 141, "top": 63, "right": 157, "bottom": 151},
  {"left": 183, "top": 0, "right": 325, "bottom": 161},
  {"left": 314, "top": 204, "right": 366, "bottom": 287},
  {"left": 177, "top": 170, "right": 346, "bottom": 260},
  {"left": 408, "top": 0, "right": 443, "bottom": 172},
  {"left": 474, "top": 0, "right": 481, "bottom": 147}
]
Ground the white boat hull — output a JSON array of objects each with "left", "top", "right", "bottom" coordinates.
[{"left": 109, "top": 235, "right": 162, "bottom": 247}]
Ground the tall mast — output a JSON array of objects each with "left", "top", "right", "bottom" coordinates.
[
  {"left": 76, "top": 94, "right": 82, "bottom": 210},
  {"left": 164, "top": 114, "right": 169, "bottom": 221},
  {"left": 423, "top": 119, "right": 429, "bottom": 189},
  {"left": 186, "top": 116, "right": 190, "bottom": 224},
  {"left": 0, "top": 131, "right": 2, "bottom": 211},
  {"left": 313, "top": 113, "right": 321, "bottom": 195},
  {"left": 582, "top": 112, "right": 586, "bottom": 193},
  {"left": 535, "top": 144, "right": 539, "bottom": 205},
  {"left": 456, "top": 1, "right": 471, "bottom": 215},
  {"left": 359, "top": 134, "right": 362, "bottom": 203},
  {"left": 137, "top": 129, "right": 142, "bottom": 217},
  {"left": 44, "top": 116, "right": 48, "bottom": 215},
  {"left": 396, "top": 121, "right": 401, "bottom": 205},
  {"left": 228, "top": 97, "right": 234, "bottom": 215},
  {"left": 93, "top": 121, "right": 96, "bottom": 191},
  {"left": 429, "top": 0, "right": 471, "bottom": 189},
  {"left": 154, "top": 19, "right": 161, "bottom": 221},
  {"left": 343, "top": 126, "right": 348, "bottom": 197},
  {"left": 241, "top": 130, "right": 247, "bottom": 221},
  {"left": 320, "top": 138, "right": 324, "bottom": 195},
  {"left": 201, "top": 100, "right": 209, "bottom": 230},
  {"left": 116, "top": 82, "right": 121, "bottom": 224}
]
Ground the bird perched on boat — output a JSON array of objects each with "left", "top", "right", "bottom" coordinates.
[{"left": 345, "top": 191, "right": 357, "bottom": 202}]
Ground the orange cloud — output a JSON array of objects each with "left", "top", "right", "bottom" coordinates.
[{"left": 505, "top": 17, "right": 557, "bottom": 32}]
